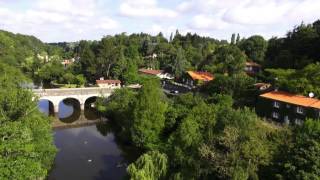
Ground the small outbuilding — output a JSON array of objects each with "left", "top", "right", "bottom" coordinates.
[{"left": 96, "top": 79, "right": 121, "bottom": 89}]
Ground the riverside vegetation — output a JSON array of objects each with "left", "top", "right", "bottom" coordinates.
[{"left": 0, "top": 20, "right": 320, "bottom": 179}]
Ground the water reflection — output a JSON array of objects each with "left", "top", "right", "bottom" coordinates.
[
  {"left": 48, "top": 125, "right": 127, "bottom": 180},
  {"left": 59, "top": 98, "right": 80, "bottom": 123},
  {"left": 84, "top": 97, "right": 100, "bottom": 121}
]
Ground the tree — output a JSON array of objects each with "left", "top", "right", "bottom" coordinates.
[
  {"left": 236, "top": 33, "right": 241, "bottom": 45},
  {"left": 206, "top": 45, "right": 246, "bottom": 75},
  {"left": 266, "top": 63, "right": 320, "bottom": 98},
  {"left": 279, "top": 119, "right": 320, "bottom": 179},
  {"left": 62, "top": 72, "right": 75, "bottom": 84},
  {"left": 75, "top": 74, "right": 86, "bottom": 87},
  {"left": 127, "top": 151, "right": 168, "bottom": 180},
  {"left": 37, "top": 59, "right": 64, "bottom": 83},
  {"left": 239, "top": 35, "right": 267, "bottom": 64},
  {"left": 231, "top": 33, "right": 236, "bottom": 45},
  {"left": 78, "top": 41, "right": 96, "bottom": 81},
  {"left": 122, "top": 60, "right": 139, "bottom": 85},
  {"left": 131, "top": 79, "right": 168, "bottom": 149},
  {"left": 202, "top": 73, "right": 256, "bottom": 107},
  {"left": 171, "top": 47, "right": 188, "bottom": 78},
  {"left": 0, "top": 62, "right": 56, "bottom": 179}
]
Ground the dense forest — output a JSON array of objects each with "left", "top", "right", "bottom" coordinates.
[{"left": 0, "top": 19, "right": 320, "bottom": 179}]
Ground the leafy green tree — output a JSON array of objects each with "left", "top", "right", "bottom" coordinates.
[
  {"left": 171, "top": 47, "right": 189, "bottom": 78},
  {"left": 279, "top": 119, "right": 320, "bottom": 179},
  {"left": 205, "top": 45, "right": 246, "bottom": 75},
  {"left": 127, "top": 151, "right": 168, "bottom": 180},
  {"left": 265, "top": 21, "right": 320, "bottom": 69},
  {"left": 97, "top": 88, "right": 137, "bottom": 142},
  {"left": 266, "top": 63, "right": 320, "bottom": 97},
  {"left": 131, "top": 79, "right": 168, "bottom": 149},
  {"left": 0, "top": 62, "right": 56, "bottom": 180},
  {"left": 231, "top": 33, "right": 236, "bottom": 45},
  {"left": 78, "top": 40, "right": 96, "bottom": 81},
  {"left": 202, "top": 73, "right": 256, "bottom": 107},
  {"left": 122, "top": 60, "right": 139, "bottom": 85},
  {"left": 37, "top": 59, "right": 64, "bottom": 83},
  {"left": 62, "top": 72, "right": 75, "bottom": 84},
  {"left": 239, "top": 35, "right": 267, "bottom": 64},
  {"left": 75, "top": 74, "right": 86, "bottom": 87}
]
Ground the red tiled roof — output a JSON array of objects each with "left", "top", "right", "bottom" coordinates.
[
  {"left": 138, "top": 68, "right": 163, "bottom": 75},
  {"left": 246, "top": 61, "right": 261, "bottom": 67},
  {"left": 260, "top": 91, "right": 320, "bottom": 108},
  {"left": 310, "top": 101, "right": 320, "bottom": 109},
  {"left": 187, "top": 71, "right": 214, "bottom": 81},
  {"left": 96, "top": 80, "right": 121, "bottom": 84}
]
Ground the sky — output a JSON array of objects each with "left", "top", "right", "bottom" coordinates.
[{"left": 0, "top": 0, "right": 319, "bottom": 42}]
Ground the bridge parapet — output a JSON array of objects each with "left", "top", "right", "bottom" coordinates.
[
  {"left": 33, "top": 87, "right": 117, "bottom": 113},
  {"left": 33, "top": 87, "right": 116, "bottom": 97}
]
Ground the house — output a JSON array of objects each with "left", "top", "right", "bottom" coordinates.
[
  {"left": 61, "top": 58, "right": 75, "bottom": 68},
  {"left": 96, "top": 79, "right": 121, "bottom": 89},
  {"left": 182, "top": 71, "right": 214, "bottom": 87},
  {"left": 245, "top": 61, "right": 261, "bottom": 75},
  {"left": 138, "top": 68, "right": 174, "bottom": 79},
  {"left": 256, "top": 91, "right": 320, "bottom": 125},
  {"left": 254, "top": 83, "right": 272, "bottom": 91}
]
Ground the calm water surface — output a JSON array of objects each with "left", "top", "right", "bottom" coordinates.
[{"left": 38, "top": 99, "right": 131, "bottom": 180}]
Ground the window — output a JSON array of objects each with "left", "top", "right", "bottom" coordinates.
[
  {"left": 272, "top": 112, "right": 279, "bottom": 119},
  {"left": 284, "top": 116, "right": 290, "bottom": 124},
  {"left": 296, "top": 106, "right": 304, "bottom": 114},
  {"left": 286, "top": 104, "right": 291, "bottom": 108},
  {"left": 295, "top": 118, "right": 303, "bottom": 125},
  {"left": 273, "top": 101, "right": 280, "bottom": 108}
]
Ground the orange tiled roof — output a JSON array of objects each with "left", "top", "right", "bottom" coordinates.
[
  {"left": 246, "top": 61, "right": 261, "bottom": 67},
  {"left": 260, "top": 91, "right": 320, "bottom": 108},
  {"left": 139, "top": 68, "right": 163, "bottom": 75},
  {"left": 187, "top": 71, "right": 214, "bottom": 81},
  {"left": 96, "top": 80, "right": 121, "bottom": 84},
  {"left": 310, "top": 101, "right": 320, "bottom": 109}
]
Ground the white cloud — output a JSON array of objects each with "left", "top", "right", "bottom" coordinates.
[
  {"left": 119, "top": 0, "right": 178, "bottom": 18},
  {"left": 190, "top": 14, "right": 229, "bottom": 30},
  {"left": 0, "top": 0, "right": 119, "bottom": 42}
]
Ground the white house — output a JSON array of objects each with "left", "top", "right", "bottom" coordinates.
[{"left": 96, "top": 79, "right": 121, "bottom": 89}]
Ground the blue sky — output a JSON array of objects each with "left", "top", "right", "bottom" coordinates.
[{"left": 0, "top": 0, "right": 319, "bottom": 42}]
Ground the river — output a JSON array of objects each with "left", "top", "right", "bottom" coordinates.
[{"left": 38, "top": 99, "right": 134, "bottom": 180}]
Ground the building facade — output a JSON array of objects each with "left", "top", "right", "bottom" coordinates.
[
  {"left": 256, "top": 91, "right": 320, "bottom": 125},
  {"left": 96, "top": 79, "right": 121, "bottom": 89},
  {"left": 245, "top": 61, "right": 261, "bottom": 75}
]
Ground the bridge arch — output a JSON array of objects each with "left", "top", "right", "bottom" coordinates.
[
  {"left": 84, "top": 96, "right": 100, "bottom": 120},
  {"left": 38, "top": 99, "right": 54, "bottom": 116},
  {"left": 58, "top": 97, "right": 81, "bottom": 123}
]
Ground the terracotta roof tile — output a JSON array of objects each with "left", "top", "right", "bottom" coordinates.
[
  {"left": 96, "top": 80, "right": 121, "bottom": 84},
  {"left": 187, "top": 71, "right": 214, "bottom": 81},
  {"left": 138, "top": 69, "right": 163, "bottom": 75},
  {"left": 260, "top": 91, "right": 319, "bottom": 107},
  {"left": 310, "top": 101, "right": 320, "bottom": 109},
  {"left": 246, "top": 61, "right": 261, "bottom": 67}
]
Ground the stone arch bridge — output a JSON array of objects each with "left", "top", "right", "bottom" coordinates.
[{"left": 33, "top": 87, "right": 116, "bottom": 113}]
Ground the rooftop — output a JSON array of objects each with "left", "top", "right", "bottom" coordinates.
[
  {"left": 96, "top": 80, "right": 121, "bottom": 84},
  {"left": 187, "top": 71, "right": 214, "bottom": 81},
  {"left": 260, "top": 91, "right": 320, "bottom": 108},
  {"left": 138, "top": 68, "right": 163, "bottom": 75},
  {"left": 246, "top": 61, "right": 261, "bottom": 67}
]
